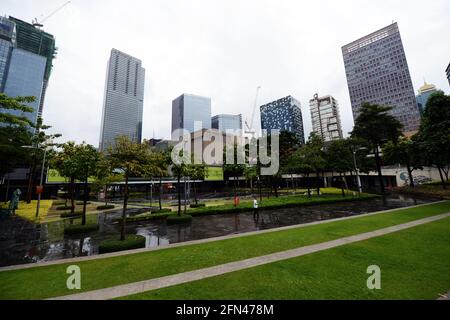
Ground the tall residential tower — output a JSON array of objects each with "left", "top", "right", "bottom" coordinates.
[
  {"left": 99, "top": 49, "right": 145, "bottom": 151},
  {"left": 342, "top": 23, "right": 420, "bottom": 134},
  {"left": 309, "top": 94, "right": 343, "bottom": 142}
]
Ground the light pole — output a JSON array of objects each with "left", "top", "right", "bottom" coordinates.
[
  {"left": 352, "top": 147, "right": 367, "bottom": 195},
  {"left": 22, "top": 144, "right": 50, "bottom": 218}
]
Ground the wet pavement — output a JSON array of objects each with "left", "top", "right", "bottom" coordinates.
[{"left": 0, "top": 194, "right": 441, "bottom": 267}]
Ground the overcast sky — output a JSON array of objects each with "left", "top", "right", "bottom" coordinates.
[{"left": 3, "top": 0, "right": 450, "bottom": 146}]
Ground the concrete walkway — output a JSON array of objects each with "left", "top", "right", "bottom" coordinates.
[
  {"left": 1, "top": 200, "right": 445, "bottom": 273},
  {"left": 49, "top": 212, "right": 450, "bottom": 300}
]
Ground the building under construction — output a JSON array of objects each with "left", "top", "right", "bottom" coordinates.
[{"left": 9, "top": 16, "right": 57, "bottom": 115}]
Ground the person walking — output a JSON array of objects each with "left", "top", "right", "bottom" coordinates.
[{"left": 253, "top": 197, "right": 259, "bottom": 220}]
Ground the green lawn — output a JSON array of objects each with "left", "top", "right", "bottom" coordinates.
[
  {"left": 124, "top": 217, "right": 450, "bottom": 300},
  {"left": 0, "top": 201, "right": 449, "bottom": 300}
]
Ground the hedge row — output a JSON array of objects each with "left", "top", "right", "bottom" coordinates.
[
  {"left": 97, "top": 205, "right": 115, "bottom": 210},
  {"left": 190, "top": 203, "right": 206, "bottom": 208},
  {"left": 113, "top": 210, "right": 175, "bottom": 224},
  {"left": 60, "top": 212, "right": 83, "bottom": 219},
  {"left": 98, "top": 235, "right": 146, "bottom": 254},
  {"left": 64, "top": 224, "right": 99, "bottom": 235},
  {"left": 188, "top": 194, "right": 381, "bottom": 217},
  {"left": 166, "top": 215, "right": 193, "bottom": 225}
]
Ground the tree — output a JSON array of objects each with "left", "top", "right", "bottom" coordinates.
[
  {"left": 25, "top": 116, "right": 61, "bottom": 203},
  {"left": 224, "top": 144, "right": 246, "bottom": 202},
  {"left": 92, "top": 153, "right": 123, "bottom": 207},
  {"left": 52, "top": 142, "right": 78, "bottom": 213},
  {"left": 351, "top": 103, "right": 403, "bottom": 194},
  {"left": 107, "top": 136, "right": 152, "bottom": 240},
  {"left": 171, "top": 162, "right": 188, "bottom": 216},
  {"left": 326, "top": 139, "right": 354, "bottom": 197},
  {"left": 415, "top": 91, "right": 450, "bottom": 188},
  {"left": 0, "top": 125, "right": 31, "bottom": 179},
  {"left": 186, "top": 163, "right": 208, "bottom": 206},
  {"left": 382, "top": 137, "right": 422, "bottom": 188},
  {"left": 72, "top": 144, "right": 100, "bottom": 225},
  {"left": 0, "top": 93, "right": 35, "bottom": 127}
]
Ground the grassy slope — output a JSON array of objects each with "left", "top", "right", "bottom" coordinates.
[
  {"left": 0, "top": 201, "right": 449, "bottom": 300},
  {"left": 125, "top": 218, "right": 450, "bottom": 300}
]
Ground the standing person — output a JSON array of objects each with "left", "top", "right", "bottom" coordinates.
[{"left": 253, "top": 197, "right": 259, "bottom": 220}]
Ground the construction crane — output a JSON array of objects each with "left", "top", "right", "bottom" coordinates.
[
  {"left": 32, "top": 1, "right": 72, "bottom": 28},
  {"left": 245, "top": 86, "right": 261, "bottom": 135}
]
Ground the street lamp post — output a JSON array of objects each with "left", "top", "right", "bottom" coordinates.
[
  {"left": 352, "top": 150, "right": 363, "bottom": 195},
  {"left": 36, "top": 148, "right": 48, "bottom": 218}
]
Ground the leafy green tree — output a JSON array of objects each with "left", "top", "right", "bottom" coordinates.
[
  {"left": 52, "top": 142, "right": 78, "bottom": 213},
  {"left": 415, "top": 91, "right": 450, "bottom": 188},
  {"left": 351, "top": 103, "right": 403, "bottom": 194},
  {"left": 326, "top": 139, "right": 354, "bottom": 196},
  {"left": 0, "top": 93, "right": 35, "bottom": 127},
  {"left": 72, "top": 144, "right": 100, "bottom": 225},
  {"left": 382, "top": 137, "right": 422, "bottom": 188},
  {"left": 92, "top": 153, "right": 123, "bottom": 207},
  {"left": 0, "top": 125, "right": 31, "bottom": 179},
  {"left": 224, "top": 143, "right": 246, "bottom": 202},
  {"left": 107, "top": 136, "right": 152, "bottom": 240},
  {"left": 25, "top": 116, "right": 61, "bottom": 203}
]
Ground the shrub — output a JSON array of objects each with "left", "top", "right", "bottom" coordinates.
[
  {"left": 190, "top": 203, "right": 206, "bottom": 208},
  {"left": 97, "top": 205, "right": 115, "bottom": 210},
  {"left": 64, "top": 224, "right": 99, "bottom": 235},
  {"left": 60, "top": 212, "right": 83, "bottom": 218},
  {"left": 154, "top": 208, "right": 172, "bottom": 214},
  {"left": 56, "top": 206, "right": 73, "bottom": 211},
  {"left": 113, "top": 211, "right": 175, "bottom": 223},
  {"left": 98, "top": 235, "right": 146, "bottom": 254},
  {"left": 166, "top": 215, "right": 193, "bottom": 225}
]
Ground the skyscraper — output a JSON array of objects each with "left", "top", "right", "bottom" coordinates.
[
  {"left": 211, "top": 114, "right": 242, "bottom": 133},
  {"left": 309, "top": 94, "right": 343, "bottom": 142},
  {"left": 99, "top": 49, "right": 145, "bottom": 151},
  {"left": 0, "top": 16, "right": 56, "bottom": 126},
  {"left": 260, "top": 96, "right": 305, "bottom": 144},
  {"left": 342, "top": 23, "right": 420, "bottom": 134},
  {"left": 171, "top": 94, "right": 211, "bottom": 139},
  {"left": 416, "top": 81, "right": 437, "bottom": 114},
  {"left": 446, "top": 63, "right": 450, "bottom": 87}
]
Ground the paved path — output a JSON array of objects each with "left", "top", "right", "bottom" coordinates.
[
  {"left": 1, "top": 200, "right": 445, "bottom": 273},
  {"left": 49, "top": 212, "right": 450, "bottom": 300}
]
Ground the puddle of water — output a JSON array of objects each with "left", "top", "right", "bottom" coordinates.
[{"left": 0, "top": 194, "right": 440, "bottom": 267}]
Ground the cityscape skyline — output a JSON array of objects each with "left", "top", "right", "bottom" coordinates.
[{"left": 2, "top": 0, "right": 449, "bottom": 146}]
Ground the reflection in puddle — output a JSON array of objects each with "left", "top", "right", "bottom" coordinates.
[{"left": 0, "top": 194, "right": 440, "bottom": 267}]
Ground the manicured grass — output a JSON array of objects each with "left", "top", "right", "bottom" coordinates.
[
  {"left": 0, "top": 201, "right": 448, "bottom": 300},
  {"left": 124, "top": 217, "right": 450, "bottom": 300},
  {"left": 0, "top": 200, "right": 53, "bottom": 223}
]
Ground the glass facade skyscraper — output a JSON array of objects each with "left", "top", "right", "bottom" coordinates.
[
  {"left": 3, "top": 48, "right": 46, "bottom": 125},
  {"left": 342, "top": 23, "right": 421, "bottom": 133},
  {"left": 260, "top": 96, "right": 305, "bottom": 144},
  {"left": 416, "top": 82, "right": 437, "bottom": 114},
  {"left": 172, "top": 94, "right": 211, "bottom": 139},
  {"left": 0, "top": 16, "right": 56, "bottom": 127},
  {"left": 309, "top": 94, "right": 343, "bottom": 142},
  {"left": 211, "top": 114, "right": 242, "bottom": 133},
  {"left": 99, "top": 49, "right": 145, "bottom": 151}
]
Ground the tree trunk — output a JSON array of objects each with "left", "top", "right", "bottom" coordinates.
[
  {"left": 273, "top": 177, "right": 279, "bottom": 198},
  {"left": 306, "top": 174, "right": 311, "bottom": 198},
  {"left": 316, "top": 171, "right": 321, "bottom": 197},
  {"left": 438, "top": 167, "right": 447, "bottom": 190},
  {"left": 159, "top": 175, "right": 163, "bottom": 210},
  {"left": 339, "top": 173, "right": 346, "bottom": 197},
  {"left": 374, "top": 148, "right": 385, "bottom": 195},
  {"left": 82, "top": 174, "right": 89, "bottom": 226},
  {"left": 120, "top": 174, "right": 129, "bottom": 241},
  {"left": 193, "top": 180, "right": 198, "bottom": 205},
  {"left": 406, "top": 162, "right": 415, "bottom": 188},
  {"left": 70, "top": 176, "right": 75, "bottom": 213},
  {"left": 26, "top": 161, "right": 36, "bottom": 204},
  {"left": 177, "top": 174, "right": 182, "bottom": 216},
  {"left": 104, "top": 185, "right": 108, "bottom": 206}
]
